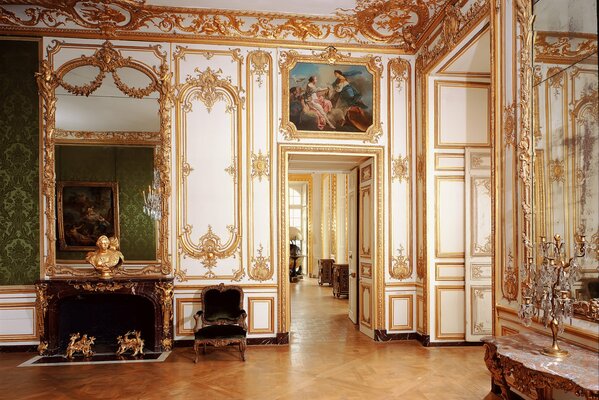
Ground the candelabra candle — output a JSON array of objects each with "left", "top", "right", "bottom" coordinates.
[
  {"left": 143, "top": 170, "right": 162, "bottom": 221},
  {"left": 518, "top": 233, "right": 586, "bottom": 358}
]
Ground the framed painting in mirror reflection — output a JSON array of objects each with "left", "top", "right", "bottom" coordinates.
[{"left": 57, "top": 181, "right": 119, "bottom": 251}]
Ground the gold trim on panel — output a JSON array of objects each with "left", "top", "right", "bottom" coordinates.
[
  {"left": 279, "top": 47, "right": 383, "bottom": 142},
  {"left": 247, "top": 50, "right": 275, "bottom": 282},
  {"left": 175, "top": 66, "right": 244, "bottom": 281},
  {"left": 0, "top": 286, "right": 35, "bottom": 295},
  {"left": 434, "top": 80, "right": 492, "bottom": 148},
  {"left": 359, "top": 185, "right": 372, "bottom": 258},
  {"left": 331, "top": 174, "right": 338, "bottom": 258},
  {"left": 38, "top": 40, "right": 172, "bottom": 278},
  {"left": 288, "top": 174, "right": 313, "bottom": 279},
  {"left": 279, "top": 145, "right": 384, "bottom": 334},
  {"left": 435, "top": 175, "right": 465, "bottom": 258},
  {"left": 175, "top": 297, "right": 202, "bottom": 337},
  {"left": 470, "top": 285, "right": 491, "bottom": 335},
  {"left": 248, "top": 297, "right": 275, "bottom": 334},
  {"left": 387, "top": 57, "right": 413, "bottom": 281},
  {"left": 416, "top": 294, "right": 424, "bottom": 332},
  {"left": 0, "top": 302, "right": 37, "bottom": 341},
  {"left": 437, "top": 24, "right": 491, "bottom": 77},
  {"left": 434, "top": 153, "right": 465, "bottom": 171},
  {"left": 434, "top": 262, "right": 465, "bottom": 281},
  {"left": 534, "top": 31, "right": 598, "bottom": 65},
  {"left": 360, "top": 262, "right": 372, "bottom": 279},
  {"left": 360, "top": 282, "right": 373, "bottom": 328},
  {"left": 470, "top": 176, "right": 492, "bottom": 257},
  {"left": 435, "top": 285, "right": 466, "bottom": 340},
  {"left": 389, "top": 294, "right": 414, "bottom": 331}
]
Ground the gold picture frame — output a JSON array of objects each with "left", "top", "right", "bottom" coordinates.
[
  {"left": 280, "top": 46, "right": 383, "bottom": 143},
  {"left": 57, "top": 181, "right": 119, "bottom": 251}
]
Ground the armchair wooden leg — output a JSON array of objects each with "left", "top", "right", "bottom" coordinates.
[
  {"left": 193, "top": 341, "right": 199, "bottom": 364},
  {"left": 239, "top": 340, "right": 247, "bottom": 361}
]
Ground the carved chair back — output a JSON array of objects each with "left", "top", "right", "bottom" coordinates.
[{"left": 200, "top": 283, "right": 245, "bottom": 328}]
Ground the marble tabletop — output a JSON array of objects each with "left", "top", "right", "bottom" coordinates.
[{"left": 482, "top": 332, "right": 599, "bottom": 392}]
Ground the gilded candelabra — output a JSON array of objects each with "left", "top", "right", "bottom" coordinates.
[{"left": 519, "top": 234, "right": 586, "bottom": 358}]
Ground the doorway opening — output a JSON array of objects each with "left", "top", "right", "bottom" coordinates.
[{"left": 279, "top": 145, "right": 384, "bottom": 341}]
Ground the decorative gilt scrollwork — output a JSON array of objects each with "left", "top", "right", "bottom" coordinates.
[
  {"left": 0, "top": 1, "right": 455, "bottom": 49},
  {"left": 156, "top": 281, "right": 173, "bottom": 351},
  {"left": 390, "top": 245, "right": 411, "bottom": 280},
  {"left": 388, "top": 57, "right": 410, "bottom": 90},
  {"left": 251, "top": 150, "right": 270, "bottom": 182},
  {"left": 70, "top": 281, "right": 136, "bottom": 292},
  {"left": 535, "top": 31, "right": 598, "bottom": 65},
  {"left": 35, "top": 283, "right": 50, "bottom": 338},
  {"left": 391, "top": 155, "right": 409, "bottom": 183},
  {"left": 416, "top": 0, "right": 489, "bottom": 73},
  {"left": 416, "top": 248, "right": 425, "bottom": 280},
  {"left": 249, "top": 244, "right": 273, "bottom": 282},
  {"left": 279, "top": 47, "right": 383, "bottom": 143},
  {"left": 503, "top": 250, "right": 518, "bottom": 302},
  {"left": 176, "top": 67, "right": 244, "bottom": 281},
  {"left": 36, "top": 40, "right": 173, "bottom": 278},
  {"left": 248, "top": 50, "right": 270, "bottom": 88}
]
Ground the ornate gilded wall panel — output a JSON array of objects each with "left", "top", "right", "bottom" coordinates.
[
  {"left": 247, "top": 50, "right": 274, "bottom": 282},
  {"left": 388, "top": 57, "right": 414, "bottom": 281},
  {"left": 175, "top": 66, "right": 244, "bottom": 281}
]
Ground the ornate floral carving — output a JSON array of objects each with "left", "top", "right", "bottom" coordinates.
[
  {"left": 248, "top": 50, "right": 271, "bottom": 87},
  {"left": 0, "top": 0, "right": 455, "bottom": 49},
  {"left": 391, "top": 155, "right": 409, "bottom": 183},
  {"left": 70, "top": 281, "right": 136, "bottom": 292},
  {"left": 156, "top": 281, "right": 173, "bottom": 351},
  {"left": 249, "top": 244, "right": 272, "bottom": 281},
  {"left": 548, "top": 158, "right": 565, "bottom": 183},
  {"left": 35, "top": 283, "right": 51, "bottom": 338},
  {"left": 504, "top": 102, "right": 517, "bottom": 147},
  {"left": 535, "top": 31, "right": 598, "bottom": 64},
  {"left": 183, "top": 67, "right": 227, "bottom": 113},
  {"left": 416, "top": 248, "right": 425, "bottom": 280},
  {"left": 503, "top": 249, "right": 518, "bottom": 302},
  {"left": 390, "top": 245, "right": 411, "bottom": 280},
  {"left": 416, "top": 0, "right": 489, "bottom": 72},
  {"left": 251, "top": 150, "right": 270, "bottom": 182},
  {"left": 388, "top": 57, "right": 410, "bottom": 90}
]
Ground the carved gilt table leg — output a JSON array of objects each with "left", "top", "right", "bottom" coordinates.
[{"left": 484, "top": 343, "right": 512, "bottom": 399}]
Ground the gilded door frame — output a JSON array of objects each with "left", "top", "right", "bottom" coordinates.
[{"left": 278, "top": 144, "right": 385, "bottom": 336}]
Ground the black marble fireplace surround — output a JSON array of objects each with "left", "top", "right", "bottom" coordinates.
[{"left": 35, "top": 278, "right": 174, "bottom": 355}]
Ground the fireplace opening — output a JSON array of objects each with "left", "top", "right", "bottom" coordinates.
[{"left": 58, "top": 293, "right": 156, "bottom": 353}]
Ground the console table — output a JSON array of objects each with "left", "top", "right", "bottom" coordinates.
[{"left": 482, "top": 333, "right": 599, "bottom": 400}]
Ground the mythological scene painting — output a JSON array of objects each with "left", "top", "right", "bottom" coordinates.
[
  {"left": 57, "top": 182, "right": 119, "bottom": 251},
  {"left": 288, "top": 62, "right": 374, "bottom": 133}
]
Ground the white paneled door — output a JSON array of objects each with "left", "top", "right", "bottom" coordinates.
[
  {"left": 348, "top": 168, "right": 358, "bottom": 324},
  {"left": 358, "top": 159, "right": 375, "bottom": 338},
  {"left": 464, "top": 148, "right": 493, "bottom": 341}
]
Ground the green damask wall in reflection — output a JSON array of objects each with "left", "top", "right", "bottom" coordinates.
[
  {"left": 56, "top": 146, "right": 156, "bottom": 261},
  {"left": 0, "top": 40, "right": 40, "bottom": 285}
]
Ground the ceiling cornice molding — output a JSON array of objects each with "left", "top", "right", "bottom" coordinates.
[{"left": 0, "top": 0, "right": 455, "bottom": 52}]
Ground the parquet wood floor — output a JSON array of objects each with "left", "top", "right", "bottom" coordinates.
[{"left": 0, "top": 278, "right": 499, "bottom": 400}]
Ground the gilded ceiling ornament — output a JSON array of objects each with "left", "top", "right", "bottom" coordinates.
[
  {"left": 442, "top": 4, "right": 462, "bottom": 48},
  {"left": 388, "top": 57, "right": 410, "bottom": 90},
  {"left": 249, "top": 244, "right": 272, "bottom": 281},
  {"left": 548, "top": 159, "right": 565, "bottom": 183},
  {"left": 0, "top": 0, "right": 454, "bottom": 48},
  {"left": 390, "top": 245, "right": 411, "bottom": 280},
  {"left": 391, "top": 155, "right": 409, "bottom": 183},
  {"left": 248, "top": 50, "right": 271, "bottom": 87},
  {"left": 251, "top": 150, "right": 270, "bottom": 182}
]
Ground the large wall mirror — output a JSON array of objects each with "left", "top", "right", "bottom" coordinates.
[
  {"left": 532, "top": 0, "right": 598, "bottom": 321},
  {"left": 39, "top": 41, "right": 172, "bottom": 277}
]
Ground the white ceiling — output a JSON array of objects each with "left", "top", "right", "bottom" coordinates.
[
  {"left": 288, "top": 154, "right": 369, "bottom": 173},
  {"left": 146, "top": 0, "right": 357, "bottom": 16}
]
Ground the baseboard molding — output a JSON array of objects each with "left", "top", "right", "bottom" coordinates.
[
  {"left": 425, "top": 340, "right": 484, "bottom": 347},
  {"left": 373, "top": 330, "right": 481, "bottom": 347},
  {"left": 0, "top": 344, "right": 38, "bottom": 353}
]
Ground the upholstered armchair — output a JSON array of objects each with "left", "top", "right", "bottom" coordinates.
[{"left": 193, "top": 283, "right": 247, "bottom": 362}]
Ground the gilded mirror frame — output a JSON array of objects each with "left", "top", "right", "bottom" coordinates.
[
  {"left": 521, "top": 0, "right": 599, "bottom": 322},
  {"left": 37, "top": 40, "right": 173, "bottom": 278}
]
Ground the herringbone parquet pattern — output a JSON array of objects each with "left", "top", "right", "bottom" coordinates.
[{"left": 0, "top": 278, "right": 498, "bottom": 400}]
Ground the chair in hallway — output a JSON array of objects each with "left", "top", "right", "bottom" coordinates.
[
  {"left": 318, "top": 258, "right": 335, "bottom": 286},
  {"left": 193, "top": 283, "right": 247, "bottom": 362}
]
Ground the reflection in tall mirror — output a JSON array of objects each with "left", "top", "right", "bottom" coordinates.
[
  {"left": 41, "top": 41, "right": 170, "bottom": 276},
  {"left": 532, "top": 0, "right": 598, "bottom": 321}
]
